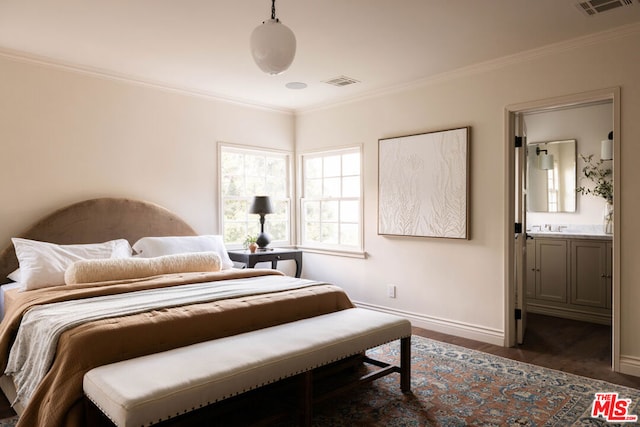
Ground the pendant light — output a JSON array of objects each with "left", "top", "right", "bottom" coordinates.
[{"left": 250, "top": 0, "right": 296, "bottom": 75}]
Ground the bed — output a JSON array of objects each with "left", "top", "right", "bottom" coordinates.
[{"left": 0, "top": 198, "right": 355, "bottom": 427}]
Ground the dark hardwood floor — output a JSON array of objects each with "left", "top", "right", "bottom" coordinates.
[{"left": 413, "top": 312, "right": 640, "bottom": 389}]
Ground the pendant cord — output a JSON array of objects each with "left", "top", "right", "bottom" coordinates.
[{"left": 271, "top": 0, "right": 276, "bottom": 20}]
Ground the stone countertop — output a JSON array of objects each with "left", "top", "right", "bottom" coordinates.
[
  {"left": 527, "top": 224, "right": 612, "bottom": 241},
  {"left": 527, "top": 231, "right": 612, "bottom": 241}
]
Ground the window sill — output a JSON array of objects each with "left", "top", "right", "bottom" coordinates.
[{"left": 295, "top": 246, "right": 367, "bottom": 259}]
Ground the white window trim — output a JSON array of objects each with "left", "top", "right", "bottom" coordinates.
[
  {"left": 218, "top": 141, "right": 294, "bottom": 250},
  {"left": 296, "top": 245, "right": 367, "bottom": 259},
  {"left": 297, "top": 144, "right": 365, "bottom": 257}
]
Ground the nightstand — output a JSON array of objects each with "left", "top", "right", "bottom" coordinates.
[{"left": 227, "top": 248, "right": 302, "bottom": 278}]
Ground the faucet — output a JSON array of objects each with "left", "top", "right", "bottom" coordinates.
[
  {"left": 544, "top": 224, "right": 552, "bottom": 231},
  {"left": 557, "top": 225, "right": 567, "bottom": 232}
]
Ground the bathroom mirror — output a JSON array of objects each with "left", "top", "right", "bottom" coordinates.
[{"left": 527, "top": 139, "right": 576, "bottom": 213}]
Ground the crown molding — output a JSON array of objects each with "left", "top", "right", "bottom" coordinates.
[
  {"left": 298, "top": 22, "right": 640, "bottom": 115},
  {"left": 0, "top": 46, "right": 294, "bottom": 115},
  {"left": 2, "top": 21, "right": 639, "bottom": 116}
]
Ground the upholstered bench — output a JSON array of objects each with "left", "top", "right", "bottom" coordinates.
[{"left": 83, "top": 308, "right": 412, "bottom": 427}]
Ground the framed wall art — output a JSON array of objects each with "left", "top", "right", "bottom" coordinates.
[{"left": 378, "top": 126, "right": 470, "bottom": 239}]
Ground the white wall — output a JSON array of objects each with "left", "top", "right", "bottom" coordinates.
[
  {"left": 295, "top": 27, "right": 640, "bottom": 373},
  {"left": 0, "top": 55, "right": 294, "bottom": 247},
  {"left": 526, "top": 103, "right": 612, "bottom": 227},
  {"left": 2, "top": 26, "right": 640, "bottom": 375}
]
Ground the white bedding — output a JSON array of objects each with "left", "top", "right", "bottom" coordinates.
[
  {"left": 5, "top": 275, "right": 321, "bottom": 407},
  {"left": 0, "top": 282, "right": 20, "bottom": 320}
]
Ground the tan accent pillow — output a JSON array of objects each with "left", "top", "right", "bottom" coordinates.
[{"left": 65, "top": 252, "right": 221, "bottom": 285}]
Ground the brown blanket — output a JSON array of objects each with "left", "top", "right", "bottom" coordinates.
[{"left": 0, "top": 269, "right": 355, "bottom": 427}]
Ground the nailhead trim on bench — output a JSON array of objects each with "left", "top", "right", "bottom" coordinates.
[{"left": 84, "top": 308, "right": 411, "bottom": 427}]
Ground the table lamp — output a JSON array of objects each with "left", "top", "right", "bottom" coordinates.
[{"left": 249, "top": 196, "right": 274, "bottom": 249}]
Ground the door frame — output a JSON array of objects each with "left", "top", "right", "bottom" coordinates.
[
  {"left": 504, "top": 87, "right": 621, "bottom": 371},
  {"left": 514, "top": 113, "right": 527, "bottom": 345}
]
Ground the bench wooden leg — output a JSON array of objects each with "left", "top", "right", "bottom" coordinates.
[
  {"left": 400, "top": 336, "right": 411, "bottom": 392},
  {"left": 84, "top": 397, "right": 111, "bottom": 427},
  {"left": 299, "top": 370, "right": 313, "bottom": 427}
]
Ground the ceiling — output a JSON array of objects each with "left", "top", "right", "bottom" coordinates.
[{"left": 1, "top": 0, "right": 640, "bottom": 112}]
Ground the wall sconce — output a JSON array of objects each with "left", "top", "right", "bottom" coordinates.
[
  {"left": 249, "top": 196, "right": 274, "bottom": 249},
  {"left": 601, "top": 131, "right": 613, "bottom": 161},
  {"left": 536, "top": 146, "right": 554, "bottom": 170}
]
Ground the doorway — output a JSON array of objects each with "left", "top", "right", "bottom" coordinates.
[{"left": 504, "top": 87, "right": 621, "bottom": 371}]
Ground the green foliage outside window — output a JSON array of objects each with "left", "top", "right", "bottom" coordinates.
[{"left": 220, "top": 147, "right": 290, "bottom": 245}]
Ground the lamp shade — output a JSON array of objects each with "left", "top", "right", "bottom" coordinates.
[
  {"left": 249, "top": 196, "right": 274, "bottom": 215},
  {"left": 601, "top": 139, "right": 613, "bottom": 160},
  {"left": 539, "top": 153, "right": 554, "bottom": 170},
  {"left": 250, "top": 19, "right": 296, "bottom": 75}
]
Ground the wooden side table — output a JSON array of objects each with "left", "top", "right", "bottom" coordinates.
[{"left": 227, "top": 248, "right": 303, "bottom": 278}]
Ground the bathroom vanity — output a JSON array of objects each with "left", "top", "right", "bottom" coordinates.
[{"left": 526, "top": 229, "right": 612, "bottom": 325}]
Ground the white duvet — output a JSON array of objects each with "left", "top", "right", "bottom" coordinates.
[{"left": 0, "top": 282, "right": 21, "bottom": 320}]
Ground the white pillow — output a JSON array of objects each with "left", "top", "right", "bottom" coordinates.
[
  {"left": 7, "top": 269, "right": 20, "bottom": 282},
  {"left": 132, "top": 235, "right": 233, "bottom": 270},
  {"left": 11, "top": 238, "right": 133, "bottom": 291}
]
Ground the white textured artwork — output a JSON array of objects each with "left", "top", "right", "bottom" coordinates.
[{"left": 378, "top": 127, "right": 469, "bottom": 239}]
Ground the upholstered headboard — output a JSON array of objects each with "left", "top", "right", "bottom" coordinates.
[{"left": 0, "top": 198, "right": 197, "bottom": 284}]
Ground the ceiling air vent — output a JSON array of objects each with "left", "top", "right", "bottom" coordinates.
[
  {"left": 323, "top": 76, "right": 360, "bottom": 87},
  {"left": 575, "top": 0, "right": 639, "bottom": 16}
]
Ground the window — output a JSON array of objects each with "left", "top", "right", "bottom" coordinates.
[
  {"left": 300, "top": 146, "right": 363, "bottom": 253},
  {"left": 219, "top": 144, "right": 291, "bottom": 247},
  {"left": 547, "top": 168, "right": 559, "bottom": 213}
]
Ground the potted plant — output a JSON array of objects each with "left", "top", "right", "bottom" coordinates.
[
  {"left": 576, "top": 154, "right": 613, "bottom": 233},
  {"left": 243, "top": 234, "right": 259, "bottom": 253}
]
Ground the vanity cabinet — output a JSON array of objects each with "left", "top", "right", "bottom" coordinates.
[
  {"left": 570, "top": 240, "right": 611, "bottom": 309},
  {"left": 526, "top": 236, "right": 612, "bottom": 324},
  {"left": 526, "top": 239, "right": 535, "bottom": 300},
  {"left": 527, "top": 238, "right": 568, "bottom": 303}
]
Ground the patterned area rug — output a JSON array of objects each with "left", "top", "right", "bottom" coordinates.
[
  {"left": 311, "top": 336, "right": 640, "bottom": 426},
  {"left": 1, "top": 335, "right": 638, "bottom": 426}
]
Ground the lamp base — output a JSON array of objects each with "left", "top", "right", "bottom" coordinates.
[{"left": 256, "top": 232, "right": 272, "bottom": 249}]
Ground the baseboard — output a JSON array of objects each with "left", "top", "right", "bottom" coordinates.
[
  {"left": 619, "top": 355, "right": 640, "bottom": 377},
  {"left": 526, "top": 303, "right": 611, "bottom": 325},
  {"left": 353, "top": 301, "right": 505, "bottom": 346}
]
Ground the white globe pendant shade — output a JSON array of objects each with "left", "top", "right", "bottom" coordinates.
[{"left": 250, "top": 19, "right": 296, "bottom": 75}]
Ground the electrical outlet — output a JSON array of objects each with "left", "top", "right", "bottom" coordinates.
[{"left": 387, "top": 284, "right": 396, "bottom": 298}]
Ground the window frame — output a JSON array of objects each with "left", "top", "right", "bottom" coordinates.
[
  {"left": 298, "top": 145, "right": 365, "bottom": 257},
  {"left": 218, "top": 142, "right": 293, "bottom": 250}
]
